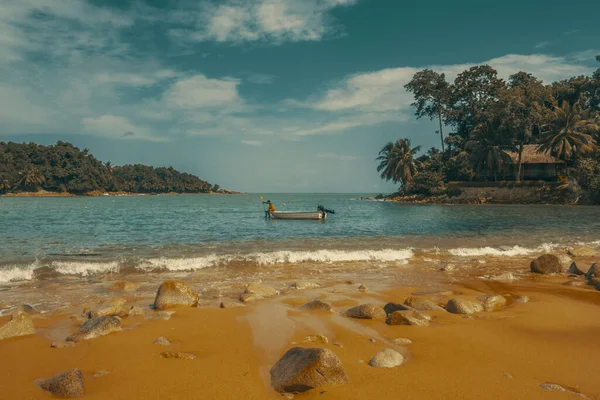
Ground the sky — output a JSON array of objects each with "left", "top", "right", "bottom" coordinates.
[{"left": 0, "top": 0, "right": 599, "bottom": 193}]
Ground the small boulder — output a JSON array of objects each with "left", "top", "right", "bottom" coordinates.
[
  {"left": 38, "top": 369, "right": 84, "bottom": 398},
  {"left": 154, "top": 281, "right": 199, "bottom": 310},
  {"left": 368, "top": 349, "right": 404, "bottom": 368},
  {"left": 160, "top": 352, "right": 196, "bottom": 360},
  {"left": 346, "top": 304, "right": 386, "bottom": 319},
  {"left": 220, "top": 301, "right": 245, "bottom": 308},
  {"left": 530, "top": 254, "right": 561, "bottom": 274},
  {"left": 586, "top": 263, "right": 600, "bottom": 280},
  {"left": 270, "top": 347, "right": 349, "bottom": 393},
  {"left": 404, "top": 296, "right": 443, "bottom": 311},
  {"left": 304, "top": 335, "right": 328, "bottom": 344},
  {"left": 153, "top": 336, "right": 171, "bottom": 346},
  {"left": 239, "top": 283, "right": 278, "bottom": 303},
  {"left": 392, "top": 338, "right": 412, "bottom": 345},
  {"left": 0, "top": 312, "right": 35, "bottom": 340},
  {"left": 568, "top": 248, "right": 597, "bottom": 257},
  {"left": 88, "top": 300, "right": 129, "bottom": 319},
  {"left": 595, "top": 282, "right": 600, "bottom": 291},
  {"left": 476, "top": 294, "right": 507, "bottom": 311},
  {"left": 557, "top": 255, "right": 576, "bottom": 273},
  {"left": 568, "top": 263, "right": 587, "bottom": 276},
  {"left": 358, "top": 284, "right": 368, "bottom": 292},
  {"left": 514, "top": 296, "right": 529, "bottom": 303},
  {"left": 66, "top": 316, "right": 121, "bottom": 342},
  {"left": 383, "top": 302, "right": 412, "bottom": 315},
  {"left": 446, "top": 299, "right": 483, "bottom": 315},
  {"left": 300, "top": 300, "right": 332, "bottom": 311},
  {"left": 108, "top": 281, "right": 137, "bottom": 292},
  {"left": 386, "top": 310, "right": 430, "bottom": 326}
]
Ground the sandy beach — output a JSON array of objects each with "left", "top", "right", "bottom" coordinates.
[{"left": 1, "top": 250, "right": 599, "bottom": 399}]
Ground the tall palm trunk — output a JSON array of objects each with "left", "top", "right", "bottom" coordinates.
[
  {"left": 516, "top": 143, "right": 524, "bottom": 182},
  {"left": 438, "top": 110, "right": 445, "bottom": 152}
]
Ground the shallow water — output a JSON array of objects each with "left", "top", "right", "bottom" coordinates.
[{"left": 1, "top": 194, "right": 599, "bottom": 284}]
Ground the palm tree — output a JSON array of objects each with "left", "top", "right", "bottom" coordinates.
[
  {"left": 376, "top": 139, "right": 421, "bottom": 187},
  {"left": 18, "top": 166, "right": 46, "bottom": 191},
  {"left": 537, "top": 101, "right": 599, "bottom": 163},
  {"left": 466, "top": 122, "right": 513, "bottom": 181}
]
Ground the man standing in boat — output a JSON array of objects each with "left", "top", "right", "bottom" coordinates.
[{"left": 263, "top": 199, "right": 276, "bottom": 218}]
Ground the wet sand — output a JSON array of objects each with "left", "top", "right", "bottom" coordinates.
[{"left": 1, "top": 262, "right": 599, "bottom": 399}]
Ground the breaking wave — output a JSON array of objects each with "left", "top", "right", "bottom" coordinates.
[
  {"left": 0, "top": 248, "right": 414, "bottom": 282},
  {"left": 448, "top": 243, "right": 561, "bottom": 257}
]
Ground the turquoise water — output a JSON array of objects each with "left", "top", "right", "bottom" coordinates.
[{"left": 1, "top": 194, "right": 600, "bottom": 282}]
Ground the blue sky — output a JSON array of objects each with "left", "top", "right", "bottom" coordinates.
[{"left": 0, "top": 0, "right": 598, "bottom": 192}]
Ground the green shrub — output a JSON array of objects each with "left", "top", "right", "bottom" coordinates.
[{"left": 403, "top": 172, "right": 446, "bottom": 196}]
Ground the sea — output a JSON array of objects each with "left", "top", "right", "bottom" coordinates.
[{"left": 1, "top": 194, "right": 599, "bottom": 313}]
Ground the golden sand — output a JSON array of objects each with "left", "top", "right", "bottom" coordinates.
[{"left": 0, "top": 277, "right": 599, "bottom": 399}]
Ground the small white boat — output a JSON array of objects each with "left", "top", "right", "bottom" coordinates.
[{"left": 270, "top": 211, "right": 327, "bottom": 220}]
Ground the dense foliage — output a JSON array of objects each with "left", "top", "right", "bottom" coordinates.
[
  {"left": 380, "top": 55, "right": 600, "bottom": 202},
  {"left": 0, "top": 141, "right": 218, "bottom": 195}
]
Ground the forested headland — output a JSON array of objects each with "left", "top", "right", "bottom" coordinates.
[
  {"left": 0, "top": 141, "right": 225, "bottom": 195},
  {"left": 376, "top": 54, "right": 600, "bottom": 204}
]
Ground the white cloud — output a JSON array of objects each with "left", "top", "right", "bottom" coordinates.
[
  {"left": 241, "top": 140, "right": 262, "bottom": 146},
  {"left": 317, "top": 152, "right": 360, "bottom": 161},
  {"left": 82, "top": 115, "right": 160, "bottom": 141},
  {"left": 173, "top": 0, "right": 358, "bottom": 44},
  {"left": 535, "top": 41, "right": 550, "bottom": 49},
  {"left": 163, "top": 75, "right": 242, "bottom": 109},
  {"left": 310, "top": 53, "right": 596, "bottom": 116}
]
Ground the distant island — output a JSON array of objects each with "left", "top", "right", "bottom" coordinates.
[
  {"left": 0, "top": 141, "right": 232, "bottom": 196},
  {"left": 375, "top": 55, "right": 600, "bottom": 205}
]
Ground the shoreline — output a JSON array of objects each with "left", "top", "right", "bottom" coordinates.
[
  {"left": 1, "top": 251, "right": 599, "bottom": 399},
  {"left": 0, "top": 190, "right": 242, "bottom": 198}
]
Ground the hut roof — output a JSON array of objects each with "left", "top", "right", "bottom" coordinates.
[{"left": 506, "top": 145, "right": 560, "bottom": 164}]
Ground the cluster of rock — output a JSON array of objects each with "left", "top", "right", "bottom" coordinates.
[{"left": 530, "top": 251, "right": 600, "bottom": 290}]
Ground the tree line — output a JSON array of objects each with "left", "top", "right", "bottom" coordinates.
[
  {"left": 0, "top": 141, "right": 220, "bottom": 195},
  {"left": 377, "top": 55, "right": 600, "bottom": 202}
]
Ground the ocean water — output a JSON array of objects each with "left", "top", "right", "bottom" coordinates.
[{"left": 1, "top": 193, "right": 600, "bottom": 284}]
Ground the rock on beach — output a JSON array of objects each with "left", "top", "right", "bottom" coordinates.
[
  {"left": 0, "top": 311, "right": 35, "bottom": 340},
  {"left": 368, "top": 349, "right": 404, "bottom": 368},
  {"left": 404, "top": 296, "right": 443, "bottom": 311},
  {"left": 38, "top": 369, "right": 84, "bottom": 398},
  {"left": 446, "top": 299, "right": 483, "bottom": 315},
  {"left": 530, "top": 254, "right": 562, "bottom": 274},
  {"left": 66, "top": 316, "right": 121, "bottom": 342},
  {"left": 154, "top": 281, "right": 199, "bottom": 310},
  {"left": 300, "top": 300, "right": 332, "bottom": 311},
  {"left": 386, "top": 310, "right": 430, "bottom": 326},
  {"left": 270, "top": 347, "right": 349, "bottom": 393},
  {"left": 239, "top": 283, "right": 278, "bottom": 303},
  {"left": 346, "top": 304, "right": 386, "bottom": 319}
]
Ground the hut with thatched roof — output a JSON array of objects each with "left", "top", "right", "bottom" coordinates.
[{"left": 504, "top": 145, "right": 563, "bottom": 181}]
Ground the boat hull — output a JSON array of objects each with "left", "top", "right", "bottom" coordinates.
[{"left": 270, "top": 211, "right": 327, "bottom": 220}]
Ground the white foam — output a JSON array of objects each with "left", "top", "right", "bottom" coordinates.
[
  {"left": 0, "top": 265, "right": 37, "bottom": 283},
  {"left": 449, "top": 243, "right": 560, "bottom": 257},
  {"left": 136, "top": 249, "right": 414, "bottom": 272},
  {"left": 52, "top": 261, "right": 120, "bottom": 276}
]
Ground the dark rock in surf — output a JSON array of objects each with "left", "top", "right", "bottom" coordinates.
[{"left": 530, "top": 255, "right": 562, "bottom": 274}]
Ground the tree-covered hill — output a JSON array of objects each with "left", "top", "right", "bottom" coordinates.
[{"left": 0, "top": 141, "right": 221, "bottom": 195}]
